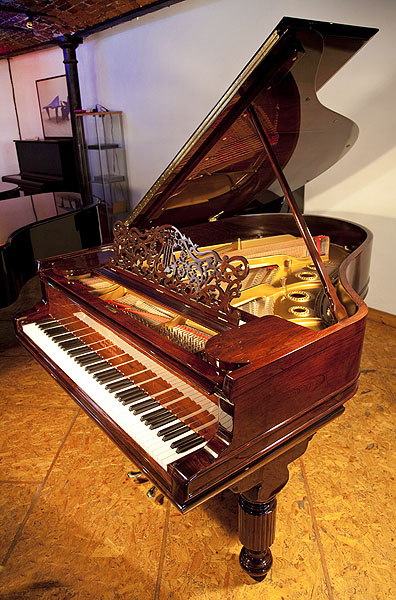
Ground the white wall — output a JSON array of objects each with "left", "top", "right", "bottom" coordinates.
[
  {"left": 0, "top": 46, "right": 66, "bottom": 176},
  {"left": 5, "top": 0, "right": 396, "bottom": 314},
  {"left": 10, "top": 46, "right": 65, "bottom": 140},
  {"left": 0, "top": 60, "right": 19, "bottom": 175}
]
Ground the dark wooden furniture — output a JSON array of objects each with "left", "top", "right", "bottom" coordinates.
[
  {"left": 0, "top": 192, "right": 101, "bottom": 308},
  {"left": 0, "top": 181, "right": 19, "bottom": 200},
  {"left": 2, "top": 138, "right": 78, "bottom": 195},
  {"left": 14, "top": 17, "right": 377, "bottom": 581}
]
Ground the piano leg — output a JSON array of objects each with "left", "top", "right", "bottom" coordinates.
[
  {"left": 238, "top": 493, "right": 276, "bottom": 581},
  {"left": 232, "top": 438, "right": 311, "bottom": 581}
]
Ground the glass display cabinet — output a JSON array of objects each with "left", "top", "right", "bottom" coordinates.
[{"left": 76, "top": 111, "right": 130, "bottom": 232}]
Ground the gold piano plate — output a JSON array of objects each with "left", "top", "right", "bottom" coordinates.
[{"left": 230, "top": 241, "right": 349, "bottom": 330}]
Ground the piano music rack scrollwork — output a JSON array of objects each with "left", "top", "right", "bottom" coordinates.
[{"left": 111, "top": 221, "right": 249, "bottom": 324}]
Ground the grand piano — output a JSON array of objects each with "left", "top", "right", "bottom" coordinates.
[
  {"left": 15, "top": 17, "right": 377, "bottom": 581},
  {"left": 0, "top": 191, "right": 102, "bottom": 308}
]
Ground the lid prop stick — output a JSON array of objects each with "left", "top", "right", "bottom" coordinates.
[{"left": 247, "top": 104, "right": 348, "bottom": 323}]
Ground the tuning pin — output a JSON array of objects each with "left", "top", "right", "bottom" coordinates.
[
  {"left": 284, "top": 258, "right": 292, "bottom": 274},
  {"left": 156, "top": 494, "right": 164, "bottom": 505},
  {"left": 127, "top": 470, "right": 142, "bottom": 479},
  {"left": 147, "top": 486, "right": 157, "bottom": 499}
]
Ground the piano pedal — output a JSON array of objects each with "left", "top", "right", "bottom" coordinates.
[
  {"left": 146, "top": 486, "right": 157, "bottom": 499},
  {"left": 127, "top": 470, "right": 142, "bottom": 479},
  {"left": 127, "top": 470, "right": 149, "bottom": 484},
  {"left": 127, "top": 471, "right": 162, "bottom": 503}
]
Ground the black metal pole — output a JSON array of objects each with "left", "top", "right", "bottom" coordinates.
[{"left": 58, "top": 35, "right": 89, "bottom": 204}]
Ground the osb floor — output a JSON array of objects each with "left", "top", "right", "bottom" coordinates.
[{"left": 0, "top": 278, "right": 395, "bottom": 600}]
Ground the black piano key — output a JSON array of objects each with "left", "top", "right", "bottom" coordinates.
[
  {"left": 78, "top": 358, "right": 103, "bottom": 368},
  {"left": 95, "top": 370, "right": 122, "bottom": 384},
  {"left": 157, "top": 421, "right": 187, "bottom": 437},
  {"left": 106, "top": 379, "right": 135, "bottom": 393},
  {"left": 38, "top": 321, "right": 59, "bottom": 330},
  {"left": 144, "top": 410, "right": 176, "bottom": 427},
  {"left": 175, "top": 436, "right": 204, "bottom": 454},
  {"left": 45, "top": 329, "right": 67, "bottom": 338},
  {"left": 38, "top": 318, "right": 57, "bottom": 326},
  {"left": 59, "top": 339, "right": 82, "bottom": 350},
  {"left": 119, "top": 388, "right": 146, "bottom": 401},
  {"left": 58, "top": 336, "right": 79, "bottom": 345},
  {"left": 122, "top": 394, "right": 149, "bottom": 406},
  {"left": 67, "top": 346, "right": 90, "bottom": 357},
  {"left": 170, "top": 432, "right": 201, "bottom": 450},
  {"left": 51, "top": 333, "right": 74, "bottom": 342},
  {"left": 48, "top": 328, "right": 70, "bottom": 338},
  {"left": 93, "top": 366, "right": 119, "bottom": 378},
  {"left": 131, "top": 400, "right": 158, "bottom": 415},
  {"left": 76, "top": 353, "right": 101, "bottom": 366},
  {"left": 141, "top": 408, "right": 169, "bottom": 423},
  {"left": 162, "top": 425, "right": 191, "bottom": 442},
  {"left": 92, "top": 363, "right": 117, "bottom": 385},
  {"left": 85, "top": 361, "right": 109, "bottom": 373},
  {"left": 115, "top": 387, "right": 141, "bottom": 400},
  {"left": 117, "top": 389, "right": 146, "bottom": 402},
  {"left": 45, "top": 326, "right": 67, "bottom": 336},
  {"left": 148, "top": 414, "right": 178, "bottom": 430}
]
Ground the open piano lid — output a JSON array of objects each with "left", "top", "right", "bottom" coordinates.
[{"left": 126, "top": 17, "right": 377, "bottom": 229}]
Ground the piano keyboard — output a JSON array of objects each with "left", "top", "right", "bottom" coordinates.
[{"left": 22, "top": 312, "right": 218, "bottom": 470}]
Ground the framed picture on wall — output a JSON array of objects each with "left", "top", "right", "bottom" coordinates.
[{"left": 36, "top": 75, "right": 72, "bottom": 138}]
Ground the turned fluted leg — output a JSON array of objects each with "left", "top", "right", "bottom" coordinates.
[
  {"left": 238, "top": 494, "right": 277, "bottom": 581},
  {"left": 231, "top": 439, "right": 312, "bottom": 581}
]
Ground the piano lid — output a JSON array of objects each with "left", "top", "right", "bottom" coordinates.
[{"left": 126, "top": 17, "right": 377, "bottom": 229}]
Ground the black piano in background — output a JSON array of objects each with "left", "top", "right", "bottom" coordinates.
[
  {"left": 2, "top": 138, "right": 78, "bottom": 195},
  {"left": 15, "top": 17, "right": 377, "bottom": 582},
  {"left": 0, "top": 191, "right": 101, "bottom": 308}
]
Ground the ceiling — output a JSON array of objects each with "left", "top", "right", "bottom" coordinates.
[{"left": 0, "top": 0, "right": 184, "bottom": 58}]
